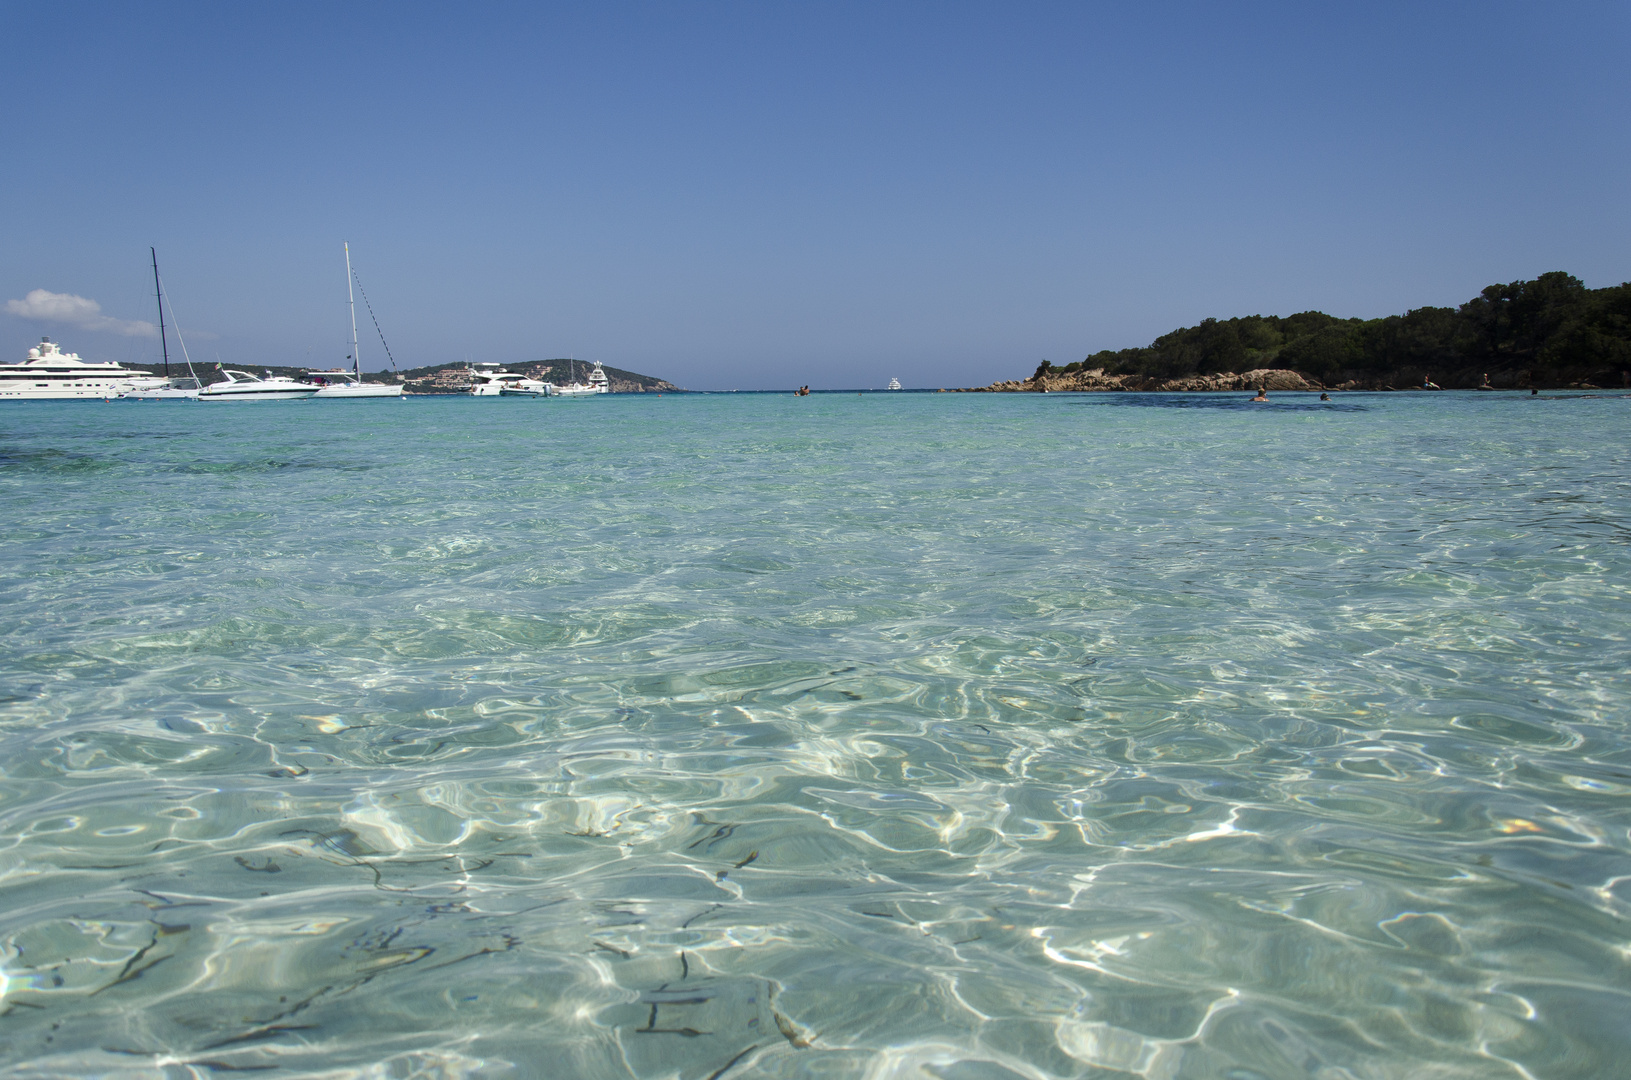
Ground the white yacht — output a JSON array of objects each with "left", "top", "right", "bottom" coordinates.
[
  {"left": 120, "top": 378, "right": 201, "bottom": 401},
  {"left": 1, "top": 338, "right": 169, "bottom": 399},
  {"left": 118, "top": 249, "right": 205, "bottom": 400},
  {"left": 466, "top": 362, "right": 553, "bottom": 397},
  {"left": 315, "top": 243, "right": 403, "bottom": 398},
  {"left": 307, "top": 370, "right": 403, "bottom": 398},
  {"left": 551, "top": 359, "right": 609, "bottom": 398},
  {"left": 886, "top": 377, "right": 902, "bottom": 390},
  {"left": 500, "top": 377, "right": 553, "bottom": 397},
  {"left": 198, "top": 369, "right": 319, "bottom": 401}
]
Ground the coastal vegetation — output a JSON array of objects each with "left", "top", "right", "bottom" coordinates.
[{"left": 1035, "top": 272, "right": 1631, "bottom": 390}]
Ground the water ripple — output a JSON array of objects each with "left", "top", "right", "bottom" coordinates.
[{"left": 1, "top": 393, "right": 1628, "bottom": 1077}]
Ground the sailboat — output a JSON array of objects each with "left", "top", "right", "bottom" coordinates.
[
  {"left": 551, "top": 357, "right": 608, "bottom": 398},
  {"left": 310, "top": 243, "right": 404, "bottom": 398},
  {"left": 118, "top": 249, "right": 202, "bottom": 400}
]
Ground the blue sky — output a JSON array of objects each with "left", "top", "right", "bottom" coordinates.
[{"left": 3, "top": 2, "right": 1626, "bottom": 389}]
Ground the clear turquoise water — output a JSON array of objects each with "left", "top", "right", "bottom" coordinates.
[{"left": 1, "top": 390, "right": 1628, "bottom": 1079}]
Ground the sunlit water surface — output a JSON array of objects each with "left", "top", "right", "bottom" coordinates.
[{"left": 1, "top": 390, "right": 1628, "bottom": 1079}]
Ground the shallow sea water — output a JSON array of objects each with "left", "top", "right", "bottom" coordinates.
[{"left": 1, "top": 390, "right": 1628, "bottom": 1079}]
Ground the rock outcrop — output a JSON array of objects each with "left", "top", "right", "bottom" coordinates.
[{"left": 968, "top": 367, "right": 1324, "bottom": 393}]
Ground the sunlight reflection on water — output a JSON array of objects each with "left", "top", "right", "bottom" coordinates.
[{"left": 1, "top": 391, "right": 1628, "bottom": 1078}]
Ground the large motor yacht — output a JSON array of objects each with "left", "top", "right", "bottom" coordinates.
[
  {"left": 0, "top": 338, "right": 169, "bottom": 399},
  {"left": 197, "top": 369, "right": 319, "bottom": 401},
  {"left": 466, "top": 362, "right": 553, "bottom": 397}
]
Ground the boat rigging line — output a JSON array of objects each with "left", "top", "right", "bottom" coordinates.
[
  {"left": 153, "top": 271, "right": 202, "bottom": 386},
  {"left": 347, "top": 250, "right": 400, "bottom": 375},
  {"left": 150, "top": 248, "right": 170, "bottom": 378}
]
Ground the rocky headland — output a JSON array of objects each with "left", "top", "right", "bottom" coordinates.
[
  {"left": 964, "top": 271, "right": 1630, "bottom": 393},
  {"left": 973, "top": 367, "right": 1326, "bottom": 393}
]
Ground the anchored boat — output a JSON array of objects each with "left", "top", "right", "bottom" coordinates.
[
  {"left": 309, "top": 369, "right": 403, "bottom": 398},
  {"left": 552, "top": 359, "right": 610, "bottom": 397},
  {"left": 310, "top": 243, "right": 404, "bottom": 398},
  {"left": 1, "top": 338, "right": 169, "bottom": 399},
  {"left": 467, "top": 362, "right": 554, "bottom": 397},
  {"left": 198, "top": 369, "right": 319, "bottom": 401},
  {"left": 120, "top": 248, "right": 202, "bottom": 400}
]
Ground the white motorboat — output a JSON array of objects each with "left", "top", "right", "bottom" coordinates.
[
  {"left": 499, "top": 378, "right": 552, "bottom": 397},
  {"left": 198, "top": 369, "right": 319, "bottom": 401},
  {"left": 307, "top": 370, "right": 403, "bottom": 398},
  {"left": 467, "top": 362, "right": 554, "bottom": 397},
  {"left": 1, "top": 338, "right": 169, "bottom": 399},
  {"left": 886, "top": 377, "right": 902, "bottom": 390}
]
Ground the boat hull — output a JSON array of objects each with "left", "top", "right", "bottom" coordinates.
[
  {"left": 0, "top": 380, "right": 168, "bottom": 399},
  {"left": 198, "top": 387, "right": 318, "bottom": 401},
  {"left": 119, "top": 387, "right": 201, "bottom": 401},
  {"left": 2, "top": 339, "right": 169, "bottom": 399},
  {"left": 313, "top": 384, "right": 404, "bottom": 398}
]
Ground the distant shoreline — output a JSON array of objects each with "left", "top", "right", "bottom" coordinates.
[
  {"left": 985, "top": 272, "right": 1630, "bottom": 394},
  {"left": 962, "top": 367, "right": 1627, "bottom": 393}
]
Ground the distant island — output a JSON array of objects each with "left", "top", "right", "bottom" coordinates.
[
  {"left": 120, "top": 358, "right": 680, "bottom": 393},
  {"left": 976, "top": 272, "right": 1631, "bottom": 392},
  {"left": 397, "top": 360, "right": 678, "bottom": 394}
]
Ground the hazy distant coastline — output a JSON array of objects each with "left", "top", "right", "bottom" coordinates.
[{"left": 120, "top": 359, "right": 681, "bottom": 394}]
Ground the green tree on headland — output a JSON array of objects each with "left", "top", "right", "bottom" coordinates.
[{"left": 1054, "top": 273, "right": 1631, "bottom": 389}]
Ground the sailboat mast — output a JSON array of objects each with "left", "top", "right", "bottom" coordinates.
[
  {"left": 345, "top": 242, "right": 361, "bottom": 379},
  {"left": 150, "top": 247, "right": 170, "bottom": 378}
]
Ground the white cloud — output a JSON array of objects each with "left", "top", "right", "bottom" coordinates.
[{"left": 4, "top": 288, "right": 158, "bottom": 337}]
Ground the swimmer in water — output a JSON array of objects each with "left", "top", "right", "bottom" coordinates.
[
  {"left": 1251, "top": 388, "right": 1268, "bottom": 402},
  {"left": 1319, "top": 392, "right": 1330, "bottom": 401}
]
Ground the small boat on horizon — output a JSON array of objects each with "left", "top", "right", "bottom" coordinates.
[{"left": 886, "top": 377, "right": 902, "bottom": 390}]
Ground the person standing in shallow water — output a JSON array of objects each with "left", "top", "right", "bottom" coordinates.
[{"left": 1251, "top": 387, "right": 1268, "bottom": 402}]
